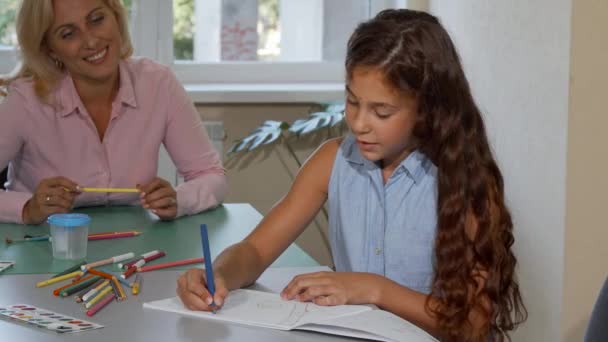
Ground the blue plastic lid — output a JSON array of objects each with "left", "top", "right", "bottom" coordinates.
[{"left": 47, "top": 213, "right": 91, "bottom": 227}]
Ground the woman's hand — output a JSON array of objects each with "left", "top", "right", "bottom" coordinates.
[
  {"left": 22, "top": 177, "right": 80, "bottom": 225},
  {"left": 138, "top": 177, "right": 178, "bottom": 220},
  {"left": 177, "top": 268, "right": 229, "bottom": 311},
  {"left": 280, "top": 271, "right": 384, "bottom": 306}
]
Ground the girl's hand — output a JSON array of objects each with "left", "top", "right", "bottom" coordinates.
[
  {"left": 280, "top": 271, "right": 383, "bottom": 306},
  {"left": 177, "top": 268, "right": 229, "bottom": 311},
  {"left": 138, "top": 177, "right": 178, "bottom": 220},
  {"left": 22, "top": 177, "right": 80, "bottom": 224}
]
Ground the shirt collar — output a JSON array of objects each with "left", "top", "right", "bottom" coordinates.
[
  {"left": 55, "top": 59, "right": 137, "bottom": 117},
  {"left": 343, "top": 134, "right": 430, "bottom": 184}
]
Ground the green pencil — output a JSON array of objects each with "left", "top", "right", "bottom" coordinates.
[
  {"left": 60, "top": 276, "right": 101, "bottom": 297},
  {"left": 52, "top": 261, "right": 87, "bottom": 279}
]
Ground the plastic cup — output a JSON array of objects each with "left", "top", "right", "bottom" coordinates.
[{"left": 47, "top": 213, "right": 90, "bottom": 260}]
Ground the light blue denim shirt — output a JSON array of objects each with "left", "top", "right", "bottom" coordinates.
[{"left": 328, "top": 134, "right": 438, "bottom": 294}]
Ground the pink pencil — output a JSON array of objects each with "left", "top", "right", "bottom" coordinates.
[
  {"left": 85, "top": 291, "right": 115, "bottom": 317},
  {"left": 88, "top": 232, "right": 141, "bottom": 241},
  {"left": 137, "top": 258, "right": 204, "bottom": 272}
]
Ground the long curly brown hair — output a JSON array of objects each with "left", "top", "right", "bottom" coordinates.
[{"left": 346, "top": 9, "right": 527, "bottom": 341}]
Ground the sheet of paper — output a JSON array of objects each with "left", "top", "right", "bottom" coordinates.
[
  {"left": 299, "top": 309, "right": 438, "bottom": 342},
  {"left": 144, "top": 289, "right": 370, "bottom": 330}
]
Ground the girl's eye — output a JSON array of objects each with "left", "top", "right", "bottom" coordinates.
[
  {"left": 61, "top": 31, "right": 73, "bottom": 39},
  {"left": 346, "top": 97, "right": 359, "bottom": 106},
  {"left": 375, "top": 111, "right": 391, "bottom": 119}
]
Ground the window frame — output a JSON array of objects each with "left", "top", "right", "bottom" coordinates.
[
  {"left": 0, "top": 0, "right": 423, "bottom": 102},
  {"left": 130, "top": 0, "right": 417, "bottom": 103}
]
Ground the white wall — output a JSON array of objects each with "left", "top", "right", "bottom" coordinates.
[{"left": 429, "top": 1, "right": 572, "bottom": 341}]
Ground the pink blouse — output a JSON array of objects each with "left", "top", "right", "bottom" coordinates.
[{"left": 0, "top": 58, "right": 227, "bottom": 223}]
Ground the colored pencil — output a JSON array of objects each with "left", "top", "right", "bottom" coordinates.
[
  {"left": 85, "top": 291, "right": 115, "bottom": 317},
  {"left": 36, "top": 271, "right": 82, "bottom": 288},
  {"left": 137, "top": 258, "right": 205, "bottom": 272},
  {"left": 51, "top": 262, "right": 87, "bottom": 278},
  {"left": 82, "top": 280, "right": 110, "bottom": 302},
  {"left": 81, "top": 187, "right": 139, "bottom": 193},
  {"left": 111, "top": 273, "right": 133, "bottom": 288},
  {"left": 85, "top": 285, "right": 113, "bottom": 308},
  {"left": 53, "top": 274, "right": 95, "bottom": 296},
  {"left": 88, "top": 232, "right": 141, "bottom": 241},
  {"left": 81, "top": 252, "right": 134, "bottom": 270},
  {"left": 75, "top": 278, "right": 105, "bottom": 302},
  {"left": 89, "top": 231, "right": 140, "bottom": 237},
  {"left": 52, "top": 276, "right": 88, "bottom": 296},
  {"left": 87, "top": 268, "right": 115, "bottom": 280},
  {"left": 60, "top": 276, "right": 101, "bottom": 297},
  {"left": 111, "top": 276, "right": 127, "bottom": 301},
  {"left": 59, "top": 275, "right": 101, "bottom": 297},
  {"left": 132, "top": 274, "right": 142, "bottom": 295},
  {"left": 108, "top": 278, "right": 120, "bottom": 300},
  {"left": 142, "top": 251, "right": 166, "bottom": 264},
  {"left": 200, "top": 224, "right": 217, "bottom": 313},
  {"left": 119, "top": 250, "right": 158, "bottom": 269},
  {"left": 7, "top": 232, "right": 141, "bottom": 243},
  {"left": 5, "top": 235, "right": 50, "bottom": 244},
  {"left": 121, "top": 264, "right": 140, "bottom": 279}
]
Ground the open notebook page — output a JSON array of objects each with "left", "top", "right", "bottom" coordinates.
[
  {"left": 299, "top": 309, "right": 438, "bottom": 342},
  {"left": 144, "top": 289, "right": 371, "bottom": 330}
]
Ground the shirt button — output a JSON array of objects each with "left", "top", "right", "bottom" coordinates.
[{"left": 375, "top": 248, "right": 382, "bottom": 255}]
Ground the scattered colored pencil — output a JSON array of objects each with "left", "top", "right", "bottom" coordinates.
[
  {"left": 51, "top": 262, "right": 87, "bottom": 279},
  {"left": 85, "top": 291, "right": 115, "bottom": 317},
  {"left": 36, "top": 271, "right": 83, "bottom": 288},
  {"left": 111, "top": 276, "right": 127, "bottom": 301},
  {"left": 111, "top": 273, "right": 133, "bottom": 288},
  {"left": 87, "top": 232, "right": 141, "bottom": 241},
  {"left": 121, "top": 263, "right": 140, "bottom": 279},
  {"left": 87, "top": 268, "right": 115, "bottom": 280},
  {"left": 6, "top": 231, "right": 141, "bottom": 244},
  {"left": 85, "top": 285, "right": 113, "bottom": 308},
  {"left": 138, "top": 257, "right": 205, "bottom": 272},
  {"left": 4, "top": 235, "right": 49, "bottom": 244},
  {"left": 82, "top": 280, "right": 110, "bottom": 302},
  {"left": 132, "top": 274, "right": 142, "bottom": 295},
  {"left": 81, "top": 187, "right": 139, "bottom": 193},
  {"left": 81, "top": 252, "right": 134, "bottom": 270},
  {"left": 60, "top": 276, "right": 101, "bottom": 297},
  {"left": 119, "top": 250, "right": 158, "bottom": 269},
  {"left": 75, "top": 279, "right": 106, "bottom": 303}
]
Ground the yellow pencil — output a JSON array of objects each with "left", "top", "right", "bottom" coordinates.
[
  {"left": 111, "top": 276, "right": 127, "bottom": 301},
  {"left": 81, "top": 187, "right": 139, "bottom": 193},
  {"left": 85, "top": 285, "right": 113, "bottom": 309},
  {"left": 132, "top": 274, "right": 141, "bottom": 295},
  {"left": 36, "top": 271, "right": 83, "bottom": 288}
]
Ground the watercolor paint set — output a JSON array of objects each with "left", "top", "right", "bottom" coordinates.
[{"left": 0, "top": 304, "right": 103, "bottom": 333}]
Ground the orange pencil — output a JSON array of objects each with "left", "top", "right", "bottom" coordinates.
[{"left": 87, "top": 268, "right": 115, "bottom": 280}]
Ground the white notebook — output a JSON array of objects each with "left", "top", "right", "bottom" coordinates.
[{"left": 144, "top": 289, "right": 437, "bottom": 342}]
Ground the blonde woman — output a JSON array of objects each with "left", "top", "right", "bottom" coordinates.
[{"left": 0, "top": 0, "right": 227, "bottom": 224}]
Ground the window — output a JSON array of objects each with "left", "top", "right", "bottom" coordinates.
[
  {"left": 0, "top": 0, "right": 18, "bottom": 73},
  {"left": 0, "top": 0, "right": 415, "bottom": 102}
]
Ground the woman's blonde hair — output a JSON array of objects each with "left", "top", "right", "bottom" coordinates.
[{"left": 1, "top": 0, "right": 133, "bottom": 100}]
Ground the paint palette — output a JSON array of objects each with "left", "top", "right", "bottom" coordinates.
[{"left": 0, "top": 304, "right": 103, "bottom": 333}]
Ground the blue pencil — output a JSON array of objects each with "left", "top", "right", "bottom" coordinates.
[{"left": 200, "top": 224, "right": 216, "bottom": 312}]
